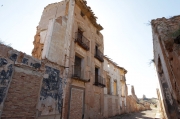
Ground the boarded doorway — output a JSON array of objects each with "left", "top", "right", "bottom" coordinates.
[
  {"left": 107, "top": 77, "right": 111, "bottom": 95},
  {"left": 68, "top": 87, "right": 85, "bottom": 119}
]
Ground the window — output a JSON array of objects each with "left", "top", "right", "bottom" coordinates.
[
  {"left": 121, "top": 81, "right": 125, "bottom": 97},
  {"left": 94, "top": 67, "right": 105, "bottom": 87},
  {"left": 113, "top": 80, "right": 117, "bottom": 95},
  {"left": 95, "top": 67, "right": 99, "bottom": 83},
  {"left": 158, "top": 57, "right": 163, "bottom": 77},
  {"left": 75, "top": 28, "right": 90, "bottom": 51},
  {"left": 107, "top": 77, "right": 111, "bottom": 95},
  {"left": 73, "top": 56, "right": 82, "bottom": 78},
  {"left": 77, "top": 28, "right": 83, "bottom": 39},
  {"left": 80, "top": 11, "right": 85, "bottom": 17},
  {"left": 94, "top": 44, "right": 104, "bottom": 62},
  {"left": 96, "top": 30, "right": 99, "bottom": 35},
  {"left": 95, "top": 45, "right": 98, "bottom": 53}
]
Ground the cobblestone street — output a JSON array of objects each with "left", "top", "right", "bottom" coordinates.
[{"left": 108, "top": 107, "right": 162, "bottom": 119}]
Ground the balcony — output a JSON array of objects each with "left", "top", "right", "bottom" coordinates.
[
  {"left": 94, "top": 49, "right": 104, "bottom": 62},
  {"left": 71, "top": 65, "right": 90, "bottom": 82},
  {"left": 75, "top": 32, "right": 90, "bottom": 51},
  {"left": 94, "top": 75, "right": 105, "bottom": 87}
]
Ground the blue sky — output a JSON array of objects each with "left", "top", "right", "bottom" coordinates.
[{"left": 1, "top": 0, "right": 180, "bottom": 98}]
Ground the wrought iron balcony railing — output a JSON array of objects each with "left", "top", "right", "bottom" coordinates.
[
  {"left": 94, "top": 49, "right": 104, "bottom": 62},
  {"left": 71, "top": 65, "right": 90, "bottom": 82},
  {"left": 75, "top": 32, "right": 90, "bottom": 51},
  {"left": 94, "top": 75, "right": 105, "bottom": 87}
]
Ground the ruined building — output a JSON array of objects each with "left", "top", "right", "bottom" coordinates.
[
  {"left": 131, "top": 85, "right": 138, "bottom": 102},
  {"left": 31, "top": 0, "right": 133, "bottom": 117},
  {"left": 151, "top": 16, "right": 180, "bottom": 119},
  {"left": 32, "top": 0, "right": 105, "bottom": 118},
  {"left": 103, "top": 56, "right": 127, "bottom": 117},
  {"left": 0, "top": 0, "right": 150, "bottom": 119}
]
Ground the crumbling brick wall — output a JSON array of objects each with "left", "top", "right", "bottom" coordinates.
[
  {"left": 0, "top": 44, "right": 64, "bottom": 119},
  {"left": 1, "top": 70, "right": 42, "bottom": 119},
  {"left": 126, "top": 95, "right": 147, "bottom": 113}
]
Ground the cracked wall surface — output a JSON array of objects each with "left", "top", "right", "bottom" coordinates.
[
  {"left": 0, "top": 44, "right": 65, "bottom": 119},
  {"left": 152, "top": 15, "right": 180, "bottom": 119}
]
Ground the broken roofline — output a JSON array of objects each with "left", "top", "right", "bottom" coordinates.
[
  {"left": 104, "top": 55, "right": 127, "bottom": 73},
  {"left": 75, "top": 0, "right": 103, "bottom": 31},
  {"left": 151, "top": 15, "right": 180, "bottom": 35}
]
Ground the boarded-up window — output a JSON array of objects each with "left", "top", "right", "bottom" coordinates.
[
  {"left": 114, "top": 80, "right": 117, "bottom": 95},
  {"left": 107, "top": 77, "right": 111, "bottom": 95},
  {"left": 121, "top": 81, "right": 125, "bottom": 97}
]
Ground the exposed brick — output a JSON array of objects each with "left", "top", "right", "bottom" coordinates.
[
  {"left": 1, "top": 71, "right": 41, "bottom": 118},
  {"left": 69, "top": 87, "right": 84, "bottom": 119}
]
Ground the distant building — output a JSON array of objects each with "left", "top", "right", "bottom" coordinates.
[{"left": 151, "top": 16, "right": 180, "bottom": 119}]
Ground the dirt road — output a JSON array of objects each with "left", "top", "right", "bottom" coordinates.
[{"left": 108, "top": 107, "right": 162, "bottom": 119}]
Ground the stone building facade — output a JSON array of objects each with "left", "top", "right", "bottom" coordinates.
[
  {"left": 151, "top": 16, "right": 180, "bottom": 119},
  {"left": 103, "top": 56, "right": 127, "bottom": 118},
  {"left": 0, "top": 0, "right": 150, "bottom": 119},
  {"left": 32, "top": 0, "right": 105, "bottom": 118}
]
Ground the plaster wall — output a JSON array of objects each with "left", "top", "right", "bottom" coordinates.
[
  {"left": 103, "top": 59, "right": 121, "bottom": 96},
  {"left": 153, "top": 30, "right": 173, "bottom": 94},
  {"left": 32, "top": 1, "right": 68, "bottom": 67},
  {"left": 38, "top": 1, "right": 66, "bottom": 31},
  {"left": 0, "top": 44, "right": 65, "bottom": 119},
  {"left": 153, "top": 30, "right": 177, "bottom": 119},
  {"left": 104, "top": 95, "right": 119, "bottom": 118},
  {"left": 152, "top": 17, "right": 180, "bottom": 118},
  {"left": 103, "top": 58, "right": 127, "bottom": 117}
]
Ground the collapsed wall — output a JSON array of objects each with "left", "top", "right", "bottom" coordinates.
[
  {"left": 126, "top": 86, "right": 150, "bottom": 113},
  {"left": 131, "top": 85, "right": 138, "bottom": 102},
  {"left": 32, "top": 1, "right": 68, "bottom": 66}
]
